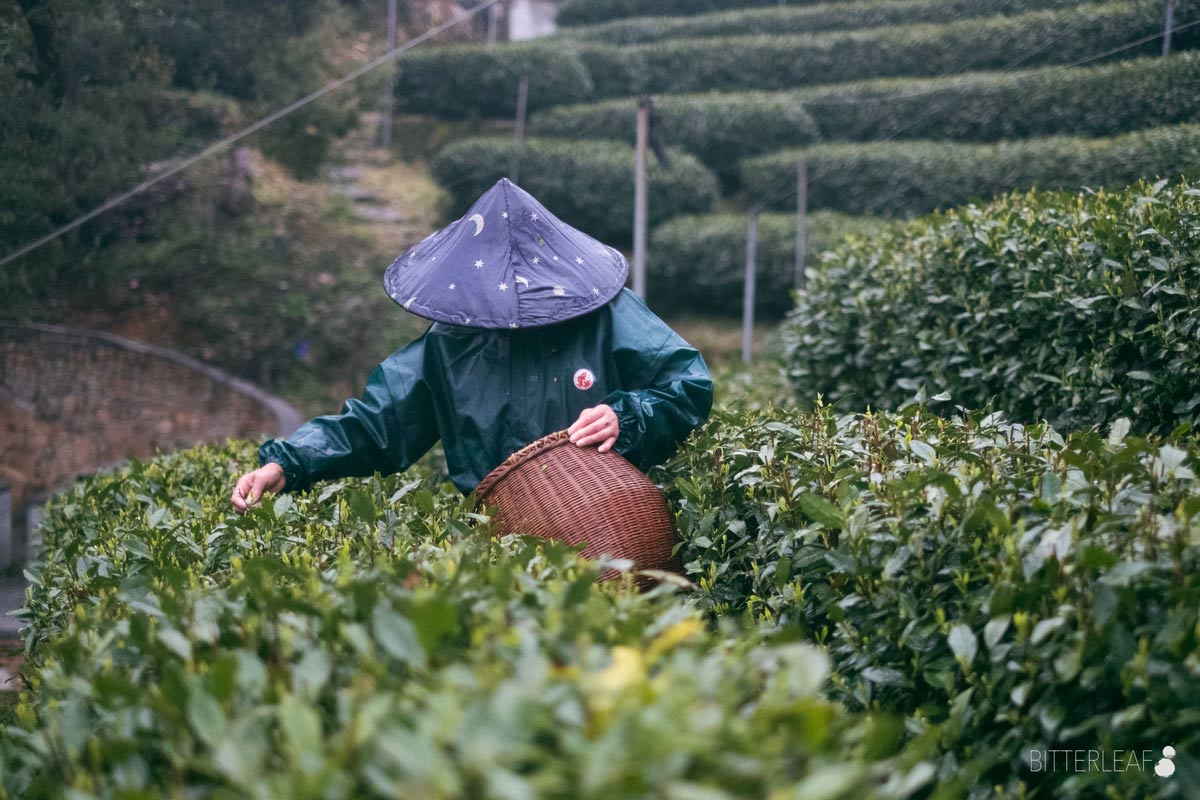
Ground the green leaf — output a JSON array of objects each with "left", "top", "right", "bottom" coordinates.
[
  {"left": 345, "top": 489, "right": 378, "bottom": 523},
  {"left": 796, "top": 491, "right": 844, "bottom": 529},
  {"left": 188, "top": 688, "right": 228, "bottom": 749},
  {"left": 278, "top": 694, "right": 324, "bottom": 763},
  {"left": 372, "top": 605, "right": 426, "bottom": 669},
  {"left": 947, "top": 624, "right": 977, "bottom": 668}
]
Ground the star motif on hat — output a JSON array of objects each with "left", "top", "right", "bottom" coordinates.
[{"left": 383, "top": 179, "right": 630, "bottom": 329}]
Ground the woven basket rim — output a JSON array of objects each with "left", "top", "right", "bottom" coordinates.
[{"left": 474, "top": 428, "right": 572, "bottom": 504}]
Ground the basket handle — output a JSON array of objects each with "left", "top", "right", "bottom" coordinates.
[{"left": 474, "top": 429, "right": 572, "bottom": 504}]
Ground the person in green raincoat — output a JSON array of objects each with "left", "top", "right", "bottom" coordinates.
[{"left": 231, "top": 179, "right": 712, "bottom": 511}]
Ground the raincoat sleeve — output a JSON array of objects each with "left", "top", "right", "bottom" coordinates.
[
  {"left": 602, "top": 291, "right": 714, "bottom": 471},
  {"left": 256, "top": 337, "right": 438, "bottom": 493}
]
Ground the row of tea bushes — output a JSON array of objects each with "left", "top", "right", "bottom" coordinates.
[
  {"left": 395, "top": 42, "right": 593, "bottom": 119},
  {"left": 742, "top": 124, "right": 1200, "bottom": 217},
  {"left": 397, "top": 2, "right": 1195, "bottom": 118},
  {"left": 8, "top": 408, "right": 1200, "bottom": 797},
  {"left": 557, "top": 0, "right": 1091, "bottom": 45},
  {"left": 647, "top": 212, "right": 890, "bottom": 317},
  {"left": 662, "top": 402, "right": 1200, "bottom": 798},
  {"left": 776, "top": 179, "right": 1200, "bottom": 435},
  {"left": 430, "top": 137, "right": 719, "bottom": 245},
  {"left": 534, "top": 92, "right": 822, "bottom": 188},
  {"left": 532, "top": 54, "right": 1200, "bottom": 187},
  {"left": 556, "top": 0, "right": 847, "bottom": 26},
  {"left": 2, "top": 442, "right": 929, "bottom": 798}
]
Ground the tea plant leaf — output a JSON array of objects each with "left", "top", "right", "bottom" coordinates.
[
  {"left": 372, "top": 605, "right": 425, "bottom": 669},
  {"left": 948, "top": 624, "right": 977, "bottom": 668},
  {"left": 796, "top": 491, "right": 844, "bottom": 529}
]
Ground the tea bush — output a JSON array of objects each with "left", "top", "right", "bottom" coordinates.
[
  {"left": 663, "top": 403, "right": 1200, "bottom": 798},
  {"left": 802, "top": 53, "right": 1200, "bottom": 146},
  {"left": 573, "top": 3, "right": 1189, "bottom": 101},
  {"left": 742, "top": 124, "right": 1200, "bottom": 217},
  {"left": 647, "top": 212, "right": 890, "bottom": 317},
  {"left": 394, "top": 42, "right": 593, "bottom": 119},
  {"left": 556, "top": 0, "right": 848, "bottom": 27},
  {"left": 776, "top": 179, "right": 1200, "bottom": 435},
  {"left": 533, "top": 54, "right": 1200, "bottom": 186},
  {"left": 431, "top": 137, "right": 718, "bottom": 245},
  {"left": 394, "top": 2, "right": 1194, "bottom": 118},
  {"left": 557, "top": 0, "right": 1090, "bottom": 45},
  {"left": 533, "top": 93, "right": 821, "bottom": 188},
  {"left": 1, "top": 442, "right": 926, "bottom": 798}
]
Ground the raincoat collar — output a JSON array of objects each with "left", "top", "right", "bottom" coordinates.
[{"left": 383, "top": 179, "right": 629, "bottom": 329}]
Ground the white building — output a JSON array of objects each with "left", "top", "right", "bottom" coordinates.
[{"left": 507, "top": 0, "right": 557, "bottom": 40}]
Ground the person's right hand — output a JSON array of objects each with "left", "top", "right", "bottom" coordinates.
[{"left": 231, "top": 462, "right": 286, "bottom": 514}]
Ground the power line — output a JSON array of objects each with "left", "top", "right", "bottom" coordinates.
[{"left": 0, "top": 0, "right": 503, "bottom": 270}]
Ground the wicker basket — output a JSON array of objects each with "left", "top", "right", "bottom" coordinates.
[{"left": 474, "top": 430, "right": 680, "bottom": 581}]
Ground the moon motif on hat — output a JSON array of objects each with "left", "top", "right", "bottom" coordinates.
[{"left": 383, "top": 179, "right": 629, "bottom": 330}]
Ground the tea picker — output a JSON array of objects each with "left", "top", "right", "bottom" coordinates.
[{"left": 231, "top": 179, "right": 713, "bottom": 575}]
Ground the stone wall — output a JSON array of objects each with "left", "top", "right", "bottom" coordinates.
[{"left": 0, "top": 322, "right": 302, "bottom": 566}]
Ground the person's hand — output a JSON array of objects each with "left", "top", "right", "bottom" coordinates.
[
  {"left": 231, "top": 462, "right": 286, "bottom": 514},
  {"left": 568, "top": 404, "right": 619, "bottom": 453}
]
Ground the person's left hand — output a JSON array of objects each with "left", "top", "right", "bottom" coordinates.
[{"left": 569, "top": 404, "right": 619, "bottom": 453}]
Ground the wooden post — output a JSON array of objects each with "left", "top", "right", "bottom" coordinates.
[
  {"left": 1163, "top": 0, "right": 1177, "bottom": 56},
  {"left": 742, "top": 210, "right": 759, "bottom": 364},
  {"left": 380, "top": 0, "right": 398, "bottom": 150},
  {"left": 794, "top": 159, "right": 808, "bottom": 291},
  {"left": 0, "top": 485, "right": 10, "bottom": 571},
  {"left": 487, "top": 2, "right": 499, "bottom": 45},
  {"left": 633, "top": 96, "right": 651, "bottom": 298},
  {"left": 510, "top": 76, "right": 529, "bottom": 182}
]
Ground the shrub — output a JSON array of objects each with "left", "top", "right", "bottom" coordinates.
[
  {"left": 648, "top": 212, "right": 890, "bottom": 317},
  {"left": 1, "top": 442, "right": 922, "bottom": 798},
  {"left": 533, "top": 93, "right": 820, "bottom": 188},
  {"left": 431, "top": 137, "right": 719, "bottom": 245},
  {"left": 394, "top": 42, "right": 593, "bottom": 119},
  {"left": 394, "top": 2, "right": 1195, "bottom": 118},
  {"left": 558, "top": 0, "right": 1090, "bottom": 44},
  {"left": 576, "top": 2, "right": 1194, "bottom": 100},
  {"left": 802, "top": 53, "right": 1200, "bottom": 145},
  {"left": 740, "top": 124, "right": 1200, "bottom": 217},
  {"left": 775, "top": 180, "right": 1200, "bottom": 435},
  {"left": 663, "top": 402, "right": 1200, "bottom": 798},
  {"left": 556, "top": 0, "right": 847, "bottom": 27},
  {"left": 533, "top": 54, "right": 1200, "bottom": 186}
]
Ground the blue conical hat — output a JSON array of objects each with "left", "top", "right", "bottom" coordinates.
[{"left": 383, "top": 179, "right": 629, "bottom": 329}]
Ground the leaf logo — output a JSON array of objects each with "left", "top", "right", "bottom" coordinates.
[{"left": 1155, "top": 746, "right": 1176, "bottom": 778}]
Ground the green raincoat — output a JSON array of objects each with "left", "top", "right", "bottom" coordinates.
[{"left": 258, "top": 289, "right": 713, "bottom": 494}]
